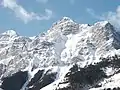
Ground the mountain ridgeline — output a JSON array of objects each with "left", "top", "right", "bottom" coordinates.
[{"left": 0, "top": 17, "right": 120, "bottom": 90}]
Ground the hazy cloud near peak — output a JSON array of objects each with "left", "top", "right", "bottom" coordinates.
[
  {"left": 86, "top": 6, "right": 120, "bottom": 29},
  {"left": 1, "top": 0, "right": 53, "bottom": 23},
  {"left": 86, "top": 8, "right": 104, "bottom": 20},
  {"left": 104, "top": 6, "right": 120, "bottom": 28}
]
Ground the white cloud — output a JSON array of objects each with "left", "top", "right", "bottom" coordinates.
[
  {"left": 102, "top": 6, "right": 120, "bottom": 28},
  {"left": 86, "top": 6, "right": 120, "bottom": 28},
  {"left": 36, "top": 0, "right": 48, "bottom": 4},
  {"left": 2, "top": 0, "right": 53, "bottom": 23},
  {"left": 86, "top": 8, "right": 104, "bottom": 20},
  {"left": 36, "top": 9, "right": 53, "bottom": 20}
]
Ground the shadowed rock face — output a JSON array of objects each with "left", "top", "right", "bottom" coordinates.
[
  {"left": 27, "top": 70, "right": 57, "bottom": 90},
  {"left": 57, "top": 55, "right": 120, "bottom": 90},
  {"left": 1, "top": 71, "right": 28, "bottom": 90},
  {"left": 57, "top": 64, "right": 107, "bottom": 90},
  {"left": 27, "top": 70, "right": 44, "bottom": 87},
  {"left": 103, "top": 87, "right": 120, "bottom": 90}
]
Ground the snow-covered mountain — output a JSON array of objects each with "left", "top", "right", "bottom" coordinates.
[{"left": 0, "top": 17, "right": 120, "bottom": 90}]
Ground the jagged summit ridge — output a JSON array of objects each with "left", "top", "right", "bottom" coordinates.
[
  {"left": 1, "top": 30, "right": 18, "bottom": 37},
  {"left": 60, "top": 16, "right": 74, "bottom": 22},
  {"left": 0, "top": 17, "right": 120, "bottom": 90},
  {"left": 0, "top": 18, "right": 118, "bottom": 70}
]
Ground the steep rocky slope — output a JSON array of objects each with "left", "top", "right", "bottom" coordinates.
[{"left": 0, "top": 17, "right": 120, "bottom": 90}]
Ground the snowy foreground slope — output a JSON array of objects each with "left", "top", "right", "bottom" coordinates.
[{"left": 0, "top": 17, "right": 120, "bottom": 90}]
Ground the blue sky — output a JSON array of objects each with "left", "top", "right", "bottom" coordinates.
[{"left": 0, "top": 0, "right": 120, "bottom": 36}]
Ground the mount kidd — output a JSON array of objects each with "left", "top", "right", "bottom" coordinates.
[{"left": 0, "top": 17, "right": 120, "bottom": 90}]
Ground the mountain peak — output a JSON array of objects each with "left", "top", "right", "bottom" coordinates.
[
  {"left": 94, "top": 21, "right": 110, "bottom": 26},
  {"left": 53, "top": 17, "right": 74, "bottom": 25},
  {"left": 48, "top": 17, "right": 75, "bottom": 34},
  {"left": 60, "top": 17, "right": 73, "bottom": 22},
  {"left": 2, "top": 30, "right": 18, "bottom": 37}
]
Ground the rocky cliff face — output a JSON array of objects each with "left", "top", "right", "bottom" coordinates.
[{"left": 0, "top": 17, "right": 120, "bottom": 90}]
